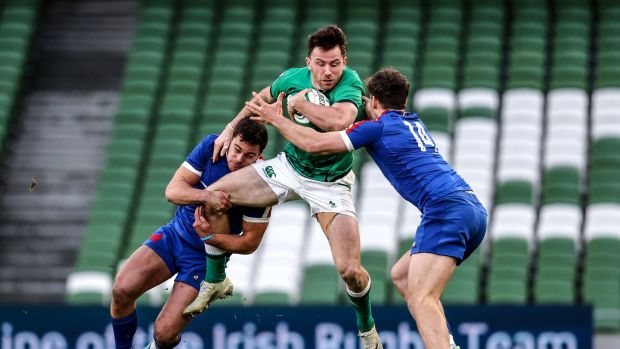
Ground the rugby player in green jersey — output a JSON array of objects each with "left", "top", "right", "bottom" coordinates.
[{"left": 185, "top": 25, "right": 383, "bottom": 348}]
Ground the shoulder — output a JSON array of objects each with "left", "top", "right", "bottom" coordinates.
[
  {"left": 199, "top": 134, "right": 219, "bottom": 149},
  {"left": 277, "top": 67, "right": 307, "bottom": 81},
  {"left": 340, "top": 67, "right": 364, "bottom": 86},
  {"left": 346, "top": 119, "right": 382, "bottom": 134},
  {"left": 333, "top": 67, "right": 365, "bottom": 97}
]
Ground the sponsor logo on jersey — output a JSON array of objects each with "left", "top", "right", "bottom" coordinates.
[
  {"left": 328, "top": 200, "right": 337, "bottom": 208},
  {"left": 263, "top": 165, "right": 276, "bottom": 178},
  {"left": 149, "top": 231, "right": 163, "bottom": 242}
]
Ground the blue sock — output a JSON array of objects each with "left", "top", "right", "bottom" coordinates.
[
  {"left": 447, "top": 321, "right": 456, "bottom": 346},
  {"left": 144, "top": 335, "right": 181, "bottom": 349},
  {"left": 112, "top": 310, "right": 137, "bottom": 349}
]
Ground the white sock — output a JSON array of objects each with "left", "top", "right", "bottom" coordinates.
[{"left": 204, "top": 244, "right": 226, "bottom": 255}]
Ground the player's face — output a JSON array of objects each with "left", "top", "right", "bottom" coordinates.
[
  {"left": 226, "top": 136, "right": 261, "bottom": 172},
  {"left": 306, "top": 46, "right": 347, "bottom": 91}
]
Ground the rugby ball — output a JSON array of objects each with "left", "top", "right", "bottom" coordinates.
[{"left": 288, "top": 88, "right": 330, "bottom": 124}]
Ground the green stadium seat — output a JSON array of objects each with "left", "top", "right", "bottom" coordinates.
[
  {"left": 300, "top": 265, "right": 340, "bottom": 304},
  {"left": 534, "top": 280, "right": 575, "bottom": 304}
]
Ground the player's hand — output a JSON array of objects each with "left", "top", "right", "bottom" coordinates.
[
  {"left": 203, "top": 190, "right": 231, "bottom": 213},
  {"left": 362, "top": 96, "right": 377, "bottom": 120},
  {"left": 287, "top": 88, "right": 311, "bottom": 118},
  {"left": 246, "top": 92, "right": 285, "bottom": 124},
  {"left": 212, "top": 124, "right": 234, "bottom": 163},
  {"left": 193, "top": 206, "right": 213, "bottom": 238}
]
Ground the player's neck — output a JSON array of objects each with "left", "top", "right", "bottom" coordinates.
[{"left": 378, "top": 108, "right": 406, "bottom": 118}]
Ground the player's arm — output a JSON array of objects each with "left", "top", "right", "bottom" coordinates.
[
  {"left": 165, "top": 166, "right": 229, "bottom": 207},
  {"left": 247, "top": 92, "right": 348, "bottom": 155},
  {"left": 212, "top": 86, "right": 273, "bottom": 162},
  {"left": 205, "top": 220, "right": 268, "bottom": 254},
  {"left": 194, "top": 208, "right": 269, "bottom": 254},
  {"left": 288, "top": 88, "right": 357, "bottom": 131}
]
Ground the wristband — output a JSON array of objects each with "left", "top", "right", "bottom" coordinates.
[{"left": 200, "top": 234, "right": 213, "bottom": 241}]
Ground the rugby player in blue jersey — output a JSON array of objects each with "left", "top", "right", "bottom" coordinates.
[
  {"left": 246, "top": 68, "right": 487, "bottom": 349},
  {"left": 110, "top": 118, "right": 271, "bottom": 349}
]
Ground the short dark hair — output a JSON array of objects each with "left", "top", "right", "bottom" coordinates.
[
  {"left": 365, "top": 68, "right": 410, "bottom": 110},
  {"left": 307, "top": 25, "right": 348, "bottom": 57},
  {"left": 232, "top": 118, "right": 268, "bottom": 153}
]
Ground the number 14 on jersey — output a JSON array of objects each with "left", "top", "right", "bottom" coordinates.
[{"left": 403, "top": 120, "right": 436, "bottom": 152}]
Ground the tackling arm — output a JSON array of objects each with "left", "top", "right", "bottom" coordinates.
[
  {"left": 165, "top": 166, "right": 230, "bottom": 208},
  {"left": 165, "top": 166, "right": 207, "bottom": 205},
  {"left": 229, "top": 86, "right": 273, "bottom": 127},
  {"left": 212, "top": 86, "right": 273, "bottom": 161},
  {"left": 194, "top": 208, "right": 269, "bottom": 254},
  {"left": 246, "top": 92, "right": 348, "bottom": 155},
  {"left": 271, "top": 113, "right": 348, "bottom": 155}
]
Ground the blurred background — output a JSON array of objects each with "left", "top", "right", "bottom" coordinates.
[{"left": 0, "top": 0, "right": 617, "bottom": 348}]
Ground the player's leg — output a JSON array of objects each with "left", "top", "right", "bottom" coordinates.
[
  {"left": 391, "top": 251, "right": 459, "bottom": 348},
  {"left": 186, "top": 155, "right": 299, "bottom": 316},
  {"left": 111, "top": 245, "right": 172, "bottom": 349},
  {"left": 183, "top": 212, "right": 234, "bottom": 317},
  {"left": 406, "top": 253, "right": 456, "bottom": 349},
  {"left": 390, "top": 251, "right": 410, "bottom": 300},
  {"left": 145, "top": 282, "right": 198, "bottom": 348},
  {"left": 207, "top": 164, "right": 278, "bottom": 207},
  {"left": 316, "top": 212, "right": 381, "bottom": 349}
]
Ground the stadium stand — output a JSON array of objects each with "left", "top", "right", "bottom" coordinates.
[
  {"left": 45, "top": 0, "right": 620, "bottom": 335},
  {"left": 0, "top": 0, "right": 40, "bottom": 159}
]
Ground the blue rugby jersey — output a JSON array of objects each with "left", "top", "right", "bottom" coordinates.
[
  {"left": 339, "top": 110, "right": 471, "bottom": 210},
  {"left": 171, "top": 134, "right": 271, "bottom": 249}
]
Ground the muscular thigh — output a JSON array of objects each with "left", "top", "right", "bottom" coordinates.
[
  {"left": 408, "top": 253, "right": 456, "bottom": 297},
  {"left": 209, "top": 165, "right": 278, "bottom": 207},
  {"left": 115, "top": 245, "right": 172, "bottom": 295},
  {"left": 317, "top": 212, "right": 361, "bottom": 265}
]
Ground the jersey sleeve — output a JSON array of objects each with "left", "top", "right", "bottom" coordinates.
[
  {"left": 339, "top": 120, "right": 383, "bottom": 151},
  {"left": 183, "top": 134, "right": 217, "bottom": 176},
  {"left": 241, "top": 206, "right": 272, "bottom": 224},
  {"left": 330, "top": 68, "right": 365, "bottom": 113}
]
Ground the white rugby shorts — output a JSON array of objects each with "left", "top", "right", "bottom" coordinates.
[{"left": 251, "top": 152, "right": 357, "bottom": 218}]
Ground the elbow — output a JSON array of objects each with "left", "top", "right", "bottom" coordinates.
[
  {"left": 335, "top": 120, "right": 351, "bottom": 131},
  {"left": 238, "top": 240, "right": 260, "bottom": 254},
  {"left": 164, "top": 186, "right": 174, "bottom": 203}
]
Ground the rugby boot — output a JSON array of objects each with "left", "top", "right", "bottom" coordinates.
[
  {"left": 358, "top": 326, "right": 384, "bottom": 349},
  {"left": 183, "top": 277, "right": 233, "bottom": 317}
]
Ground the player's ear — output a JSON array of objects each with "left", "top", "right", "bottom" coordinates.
[
  {"left": 305, "top": 56, "right": 310, "bottom": 67},
  {"left": 343, "top": 55, "right": 347, "bottom": 66}
]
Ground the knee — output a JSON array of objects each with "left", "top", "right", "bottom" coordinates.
[
  {"left": 111, "top": 278, "right": 138, "bottom": 306},
  {"left": 337, "top": 261, "right": 361, "bottom": 284},
  {"left": 390, "top": 264, "right": 405, "bottom": 285},
  {"left": 407, "top": 292, "right": 438, "bottom": 316}
]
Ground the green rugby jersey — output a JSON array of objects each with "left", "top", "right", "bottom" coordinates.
[{"left": 270, "top": 66, "right": 366, "bottom": 182}]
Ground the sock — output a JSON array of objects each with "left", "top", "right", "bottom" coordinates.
[
  {"left": 144, "top": 335, "right": 181, "bottom": 349},
  {"left": 346, "top": 279, "right": 375, "bottom": 332},
  {"left": 205, "top": 254, "right": 227, "bottom": 283},
  {"left": 447, "top": 321, "right": 456, "bottom": 346},
  {"left": 112, "top": 310, "right": 137, "bottom": 349}
]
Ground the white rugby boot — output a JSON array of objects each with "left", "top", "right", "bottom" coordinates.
[
  {"left": 358, "top": 326, "right": 384, "bottom": 349},
  {"left": 183, "top": 277, "right": 233, "bottom": 317}
]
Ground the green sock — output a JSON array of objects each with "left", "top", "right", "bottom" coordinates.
[
  {"left": 205, "top": 254, "right": 227, "bottom": 283},
  {"left": 347, "top": 282, "right": 375, "bottom": 332}
]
